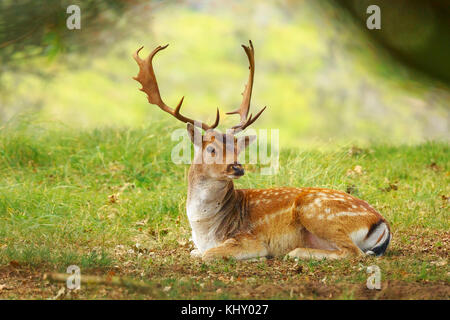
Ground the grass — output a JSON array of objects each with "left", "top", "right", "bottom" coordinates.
[{"left": 0, "top": 118, "right": 448, "bottom": 299}]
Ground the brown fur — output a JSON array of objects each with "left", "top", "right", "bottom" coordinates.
[
  {"left": 200, "top": 186, "right": 390, "bottom": 261},
  {"left": 214, "top": 188, "right": 250, "bottom": 241}
]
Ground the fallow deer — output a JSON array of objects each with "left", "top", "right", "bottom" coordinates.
[{"left": 132, "top": 41, "right": 391, "bottom": 261}]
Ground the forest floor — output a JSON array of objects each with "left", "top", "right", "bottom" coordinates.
[{"left": 0, "top": 123, "right": 448, "bottom": 299}]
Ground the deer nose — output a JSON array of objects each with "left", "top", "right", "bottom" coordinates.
[{"left": 228, "top": 163, "right": 244, "bottom": 176}]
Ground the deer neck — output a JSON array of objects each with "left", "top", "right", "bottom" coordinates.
[{"left": 186, "top": 168, "right": 248, "bottom": 253}]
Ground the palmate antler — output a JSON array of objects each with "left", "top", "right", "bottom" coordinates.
[
  {"left": 132, "top": 45, "right": 219, "bottom": 131},
  {"left": 226, "top": 40, "right": 266, "bottom": 134},
  {"left": 132, "top": 41, "right": 265, "bottom": 134}
]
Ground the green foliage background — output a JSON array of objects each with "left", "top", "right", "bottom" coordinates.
[{"left": 0, "top": 1, "right": 448, "bottom": 148}]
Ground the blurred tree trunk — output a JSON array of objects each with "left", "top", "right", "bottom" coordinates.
[{"left": 328, "top": 0, "right": 450, "bottom": 86}]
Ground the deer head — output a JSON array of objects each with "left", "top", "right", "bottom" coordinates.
[{"left": 132, "top": 40, "right": 266, "bottom": 180}]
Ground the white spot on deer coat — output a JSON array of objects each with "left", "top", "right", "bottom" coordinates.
[
  {"left": 252, "top": 207, "right": 292, "bottom": 228},
  {"left": 314, "top": 198, "right": 322, "bottom": 207},
  {"left": 326, "top": 211, "right": 367, "bottom": 220}
]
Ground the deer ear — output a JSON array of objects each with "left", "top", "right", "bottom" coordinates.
[
  {"left": 237, "top": 135, "right": 256, "bottom": 154},
  {"left": 187, "top": 123, "right": 202, "bottom": 147}
]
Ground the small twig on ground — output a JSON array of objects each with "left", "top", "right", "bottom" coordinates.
[{"left": 43, "top": 272, "right": 157, "bottom": 294}]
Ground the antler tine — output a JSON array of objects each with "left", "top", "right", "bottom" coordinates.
[
  {"left": 231, "top": 106, "right": 267, "bottom": 131},
  {"left": 227, "top": 40, "right": 266, "bottom": 134},
  {"left": 210, "top": 108, "right": 220, "bottom": 129},
  {"left": 133, "top": 44, "right": 219, "bottom": 131}
]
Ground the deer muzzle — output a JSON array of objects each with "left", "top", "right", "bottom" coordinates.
[{"left": 228, "top": 163, "right": 244, "bottom": 177}]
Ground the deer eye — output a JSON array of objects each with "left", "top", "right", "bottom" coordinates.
[{"left": 206, "top": 146, "right": 215, "bottom": 154}]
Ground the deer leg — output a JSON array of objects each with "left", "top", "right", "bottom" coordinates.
[
  {"left": 202, "top": 237, "right": 268, "bottom": 262},
  {"left": 190, "top": 249, "right": 202, "bottom": 258},
  {"left": 290, "top": 203, "right": 365, "bottom": 260},
  {"left": 288, "top": 247, "right": 348, "bottom": 260},
  {"left": 288, "top": 233, "right": 363, "bottom": 260}
]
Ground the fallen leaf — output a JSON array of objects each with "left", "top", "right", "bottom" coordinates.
[
  {"left": 428, "top": 162, "right": 441, "bottom": 171},
  {"left": 430, "top": 259, "right": 447, "bottom": 267},
  {"left": 108, "top": 194, "right": 119, "bottom": 204},
  {"left": 0, "top": 284, "right": 11, "bottom": 291},
  {"left": 106, "top": 270, "right": 116, "bottom": 281},
  {"left": 348, "top": 146, "right": 364, "bottom": 157},
  {"left": 9, "top": 260, "right": 20, "bottom": 268},
  {"left": 346, "top": 184, "right": 358, "bottom": 194},
  {"left": 346, "top": 165, "right": 363, "bottom": 177},
  {"left": 135, "top": 219, "right": 148, "bottom": 226},
  {"left": 53, "top": 287, "right": 66, "bottom": 300}
]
